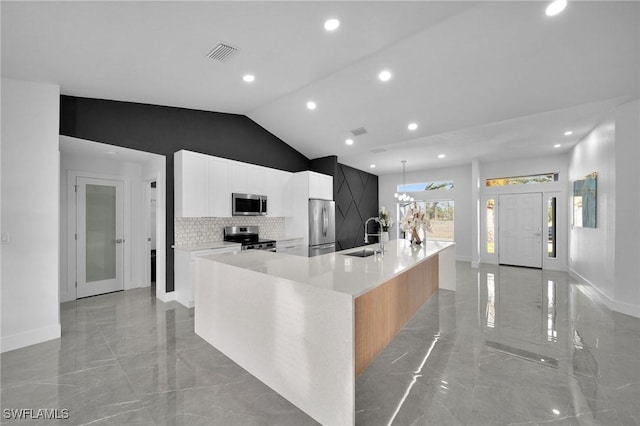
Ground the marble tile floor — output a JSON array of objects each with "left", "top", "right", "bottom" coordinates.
[{"left": 1, "top": 263, "right": 639, "bottom": 425}]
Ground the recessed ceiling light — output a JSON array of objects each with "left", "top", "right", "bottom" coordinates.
[
  {"left": 345, "top": 139, "right": 354, "bottom": 146},
  {"left": 438, "top": 154, "right": 446, "bottom": 159},
  {"left": 306, "top": 101, "right": 317, "bottom": 110},
  {"left": 408, "top": 122, "right": 418, "bottom": 131},
  {"left": 545, "top": 0, "right": 567, "bottom": 16},
  {"left": 554, "top": 144, "right": 561, "bottom": 148},
  {"left": 564, "top": 130, "right": 573, "bottom": 136},
  {"left": 106, "top": 151, "right": 117, "bottom": 155},
  {"left": 242, "top": 74, "right": 255, "bottom": 83},
  {"left": 370, "top": 164, "right": 376, "bottom": 168},
  {"left": 324, "top": 18, "right": 340, "bottom": 31},
  {"left": 378, "top": 70, "right": 392, "bottom": 82}
]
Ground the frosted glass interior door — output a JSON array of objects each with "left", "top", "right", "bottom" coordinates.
[
  {"left": 76, "top": 177, "right": 124, "bottom": 298},
  {"left": 498, "top": 193, "right": 542, "bottom": 268}
]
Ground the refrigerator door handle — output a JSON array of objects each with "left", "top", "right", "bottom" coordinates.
[{"left": 323, "top": 206, "right": 328, "bottom": 237}]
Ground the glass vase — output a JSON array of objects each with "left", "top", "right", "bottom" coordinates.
[{"left": 411, "top": 228, "right": 422, "bottom": 245}]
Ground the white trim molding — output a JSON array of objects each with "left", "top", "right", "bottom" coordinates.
[
  {"left": 64, "top": 170, "right": 131, "bottom": 302},
  {"left": 1, "top": 323, "right": 61, "bottom": 353},
  {"left": 569, "top": 267, "right": 640, "bottom": 319}
]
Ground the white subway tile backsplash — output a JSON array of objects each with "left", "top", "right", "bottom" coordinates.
[{"left": 175, "top": 217, "right": 285, "bottom": 246}]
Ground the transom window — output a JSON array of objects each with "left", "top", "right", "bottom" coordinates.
[
  {"left": 486, "top": 173, "right": 558, "bottom": 187},
  {"left": 397, "top": 180, "right": 454, "bottom": 192}
]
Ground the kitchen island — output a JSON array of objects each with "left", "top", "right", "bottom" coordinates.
[{"left": 194, "top": 239, "right": 455, "bottom": 425}]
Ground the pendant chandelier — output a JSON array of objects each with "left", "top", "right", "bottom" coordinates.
[{"left": 394, "top": 160, "right": 414, "bottom": 203}]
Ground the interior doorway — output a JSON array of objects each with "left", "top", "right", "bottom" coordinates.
[
  {"left": 498, "top": 192, "right": 543, "bottom": 268},
  {"left": 60, "top": 135, "right": 166, "bottom": 303},
  {"left": 148, "top": 181, "right": 157, "bottom": 288},
  {"left": 75, "top": 176, "right": 126, "bottom": 298}
]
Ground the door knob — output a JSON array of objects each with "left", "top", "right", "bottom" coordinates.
[{"left": 115, "top": 239, "right": 125, "bottom": 244}]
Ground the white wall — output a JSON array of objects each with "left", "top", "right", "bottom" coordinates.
[
  {"left": 150, "top": 187, "right": 157, "bottom": 249},
  {"left": 379, "top": 165, "right": 472, "bottom": 261},
  {"left": 614, "top": 100, "right": 640, "bottom": 312},
  {"left": 1, "top": 79, "right": 61, "bottom": 352},
  {"left": 480, "top": 154, "right": 569, "bottom": 271},
  {"left": 60, "top": 153, "right": 146, "bottom": 302},
  {"left": 568, "top": 114, "right": 616, "bottom": 302},
  {"left": 142, "top": 157, "right": 168, "bottom": 302},
  {"left": 568, "top": 99, "right": 640, "bottom": 318}
]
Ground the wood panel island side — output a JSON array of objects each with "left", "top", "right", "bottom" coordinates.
[{"left": 194, "top": 239, "right": 456, "bottom": 426}]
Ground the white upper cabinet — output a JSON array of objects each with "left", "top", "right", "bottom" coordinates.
[
  {"left": 208, "top": 157, "right": 230, "bottom": 217},
  {"left": 247, "top": 166, "right": 263, "bottom": 195},
  {"left": 308, "top": 171, "right": 333, "bottom": 200},
  {"left": 278, "top": 170, "right": 294, "bottom": 214},
  {"left": 263, "top": 168, "right": 293, "bottom": 217},
  {"left": 263, "top": 168, "right": 281, "bottom": 217},
  {"left": 175, "top": 150, "right": 209, "bottom": 217},
  {"left": 229, "top": 162, "right": 248, "bottom": 194},
  {"left": 174, "top": 150, "right": 294, "bottom": 218}
]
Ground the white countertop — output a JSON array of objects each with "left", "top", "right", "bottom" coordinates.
[
  {"left": 173, "top": 241, "right": 241, "bottom": 252},
  {"left": 199, "top": 239, "right": 455, "bottom": 298},
  {"left": 174, "top": 236, "right": 302, "bottom": 252},
  {"left": 271, "top": 235, "right": 304, "bottom": 242}
]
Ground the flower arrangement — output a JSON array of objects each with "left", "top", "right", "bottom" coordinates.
[
  {"left": 400, "top": 203, "right": 433, "bottom": 244},
  {"left": 378, "top": 206, "right": 393, "bottom": 231}
]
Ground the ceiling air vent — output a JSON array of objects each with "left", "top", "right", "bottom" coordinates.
[
  {"left": 206, "top": 42, "right": 239, "bottom": 62},
  {"left": 350, "top": 127, "right": 368, "bottom": 136},
  {"left": 371, "top": 148, "right": 387, "bottom": 154}
]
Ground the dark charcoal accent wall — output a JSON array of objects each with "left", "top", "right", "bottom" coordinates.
[
  {"left": 334, "top": 163, "right": 379, "bottom": 251},
  {"left": 60, "top": 96, "right": 310, "bottom": 293},
  {"left": 311, "top": 156, "right": 379, "bottom": 250},
  {"left": 309, "top": 155, "right": 338, "bottom": 178}
]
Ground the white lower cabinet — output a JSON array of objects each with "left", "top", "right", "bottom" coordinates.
[
  {"left": 174, "top": 245, "right": 240, "bottom": 307},
  {"left": 276, "top": 238, "right": 306, "bottom": 256}
]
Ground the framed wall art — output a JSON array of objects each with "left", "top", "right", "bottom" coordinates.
[{"left": 573, "top": 172, "right": 597, "bottom": 228}]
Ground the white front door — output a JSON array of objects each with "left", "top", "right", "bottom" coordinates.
[
  {"left": 499, "top": 193, "right": 542, "bottom": 268},
  {"left": 76, "top": 177, "right": 125, "bottom": 298}
]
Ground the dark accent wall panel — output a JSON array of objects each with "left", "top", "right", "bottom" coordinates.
[
  {"left": 60, "top": 96, "right": 309, "bottom": 171},
  {"left": 310, "top": 156, "right": 379, "bottom": 250},
  {"left": 60, "top": 96, "right": 310, "bottom": 293},
  {"left": 310, "top": 155, "right": 338, "bottom": 178},
  {"left": 334, "top": 163, "right": 379, "bottom": 251}
]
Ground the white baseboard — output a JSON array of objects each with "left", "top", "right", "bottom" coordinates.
[
  {"left": 174, "top": 294, "right": 194, "bottom": 308},
  {"left": 569, "top": 267, "right": 640, "bottom": 319},
  {"left": 456, "top": 255, "right": 471, "bottom": 262},
  {"left": 1, "top": 323, "right": 61, "bottom": 353},
  {"left": 157, "top": 291, "right": 175, "bottom": 303},
  {"left": 60, "top": 291, "right": 74, "bottom": 303}
]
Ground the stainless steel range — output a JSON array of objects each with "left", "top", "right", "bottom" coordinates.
[{"left": 223, "top": 226, "right": 276, "bottom": 252}]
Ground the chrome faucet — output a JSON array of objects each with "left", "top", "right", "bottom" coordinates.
[{"left": 364, "top": 217, "right": 384, "bottom": 253}]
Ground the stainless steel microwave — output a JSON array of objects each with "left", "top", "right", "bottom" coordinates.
[{"left": 232, "top": 193, "right": 267, "bottom": 216}]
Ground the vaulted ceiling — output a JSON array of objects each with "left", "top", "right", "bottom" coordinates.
[{"left": 2, "top": 1, "right": 638, "bottom": 174}]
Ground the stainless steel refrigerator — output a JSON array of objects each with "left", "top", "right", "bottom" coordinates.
[{"left": 308, "top": 199, "right": 335, "bottom": 257}]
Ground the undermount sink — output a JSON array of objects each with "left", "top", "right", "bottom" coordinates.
[{"left": 343, "top": 249, "right": 377, "bottom": 257}]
